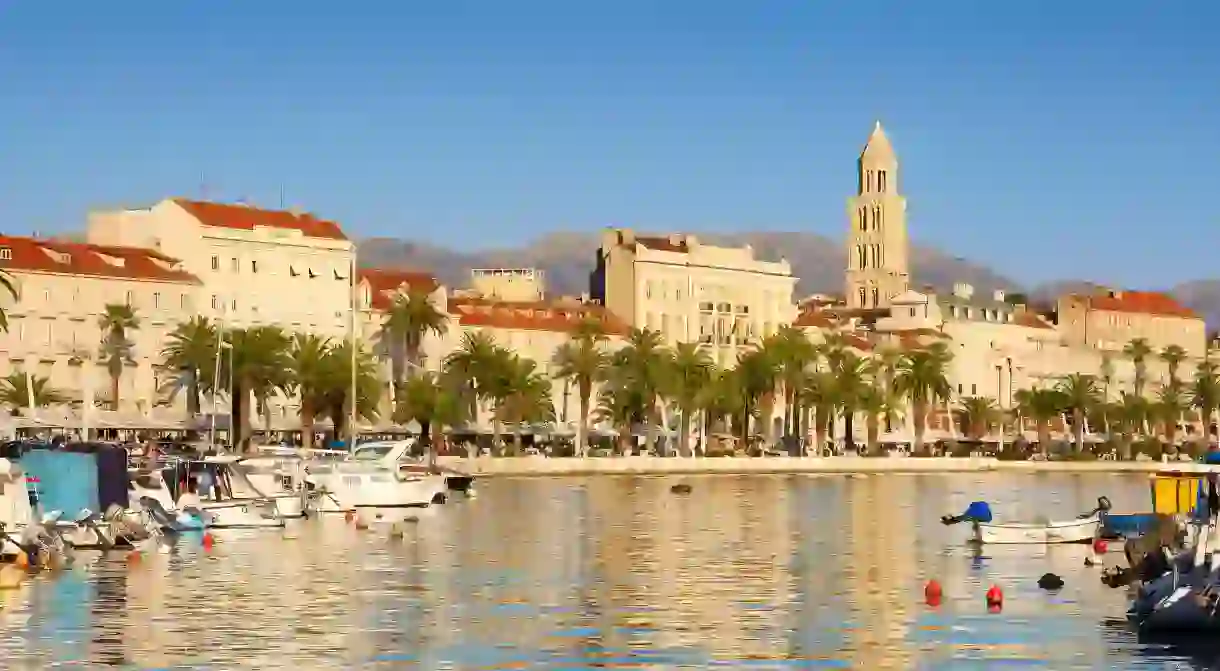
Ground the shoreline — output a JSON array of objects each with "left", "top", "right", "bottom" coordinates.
[{"left": 435, "top": 456, "right": 1216, "bottom": 477}]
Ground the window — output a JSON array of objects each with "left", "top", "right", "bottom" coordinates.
[
  {"left": 0, "top": 247, "right": 11, "bottom": 261},
  {"left": 180, "top": 294, "right": 189, "bottom": 309},
  {"left": 909, "top": 308, "right": 916, "bottom": 318},
  {"left": 857, "top": 245, "right": 865, "bottom": 269},
  {"left": 210, "top": 255, "right": 219, "bottom": 271},
  {"left": 231, "top": 298, "right": 237, "bottom": 311},
  {"left": 872, "top": 288, "right": 879, "bottom": 306},
  {"left": 878, "top": 170, "right": 887, "bottom": 192},
  {"left": 251, "top": 260, "right": 259, "bottom": 273},
  {"left": 42, "top": 322, "right": 52, "bottom": 345},
  {"left": 124, "top": 290, "right": 133, "bottom": 305},
  {"left": 153, "top": 292, "right": 161, "bottom": 309},
  {"left": 861, "top": 208, "right": 869, "bottom": 231},
  {"left": 211, "top": 295, "right": 219, "bottom": 310},
  {"left": 858, "top": 287, "right": 867, "bottom": 306},
  {"left": 873, "top": 205, "right": 882, "bottom": 231},
  {"left": 971, "top": 384, "right": 977, "bottom": 395},
  {"left": 231, "top": 257, "right": 239, "bottom": 271}
]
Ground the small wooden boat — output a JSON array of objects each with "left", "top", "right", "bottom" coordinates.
[{"left": 972, "top": 515, "right": 1102, "bottom": 544}]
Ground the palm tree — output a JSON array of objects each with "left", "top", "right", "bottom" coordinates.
[
  {"left": 766, "top": 326, "right": 817, "bottom": 438},
  {"left": 663, "top": 342, "right": 714, "bottom": 457},
  {"left": 1124, "top": 338, "right": 1153, "bottom": 397},
  {"left": 221, "top": 326, "right": 291, "bottom": 449},
  {"left": 1192, "top": 360, "right": 1220, "bottom": 443},
  {"left": 1013, "top": 388, "right": 1066, "bottom": 455},
  {"left": 394, "top": 372, "right": 468, "bottom": 466},
  {"left": 492, "top": 355, "right": 554, "bottom": 455},
  {"left": 1113, "top": 392, "right": 1152, "bottom": 459},
  {"left": 158, "top": 316, "right": 218, "bottom": 418},
  {"left": 892, "top": 347, "right": 952, "bottom": 456},
  {"left": 286, "top": 333, "right": 334, "bottom": 450},
  {"left": 443, "top": 331, "right": 502, "bottom": 427},
  {"left": 320, "top": 339, "right": 382, "bottom": 444},
  {"left": 612, "top": 329, "right": 669, "bottom": 452},
  {"left": 97, "top": 303, "right": 139, "bottom": 410},
  {"left": 594, "top": 372, "right": 647, "bottom": 456},
  {"left": 1155, "top": 384, "right": 1187, "bottom": 444},
  {"left": 551, "top": 320, "right": 611, "bottom": 457},
  {"left": 1057, "top": 373, "right": 1103, "bottom": 453},
  {"left": 868, "top": 345, "right": 905, "bottom": 432},
  {"left": 832, "top": 352, "right": 869, "bottom": 450},
  {"left": 800, "top": 369, "right": 839, "bottom": 456},
  {"left": 735, "top": 347, "right": 779, "bottom": 445},
  {"left": 380, "top": 286, "right": 449, "bottom": 386},
  {"left": 0, "top": 371, "right": 65, "bottom": 409},
  {"left": 856, "top": 382, "right": 901, "bottom": 456},
  {"left": 0, "top": 270, "right": 17, "bottom": 333},
  {"left": 1100, "top": 353, "right": 1115, "bottom": 403},
  {"left": 955, "top": 396, "right": 999, "bottom": 440},
  {"left": 1162, "top": 344, "right": 1188, "bottom": 391}
]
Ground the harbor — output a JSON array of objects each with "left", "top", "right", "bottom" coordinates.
[{"left": 0, "top": 470, "right": 1208, "bottom": 668}]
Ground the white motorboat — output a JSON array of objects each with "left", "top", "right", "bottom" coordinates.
[
  {"left": 304, "top": 459, "right": 442, "bottom": 524},
  {"left": 943, "top": 496, "right": 1110, "bottom": 545},
  {"left": 129, "top": 457, "right": 285, "bottom": 529},
  {"left": 973, "top": 515, "right": 1102, "bottom": 544},
  {"left": 233, "top": 455, "right": 309, "bottom": 519},
  {"left": 349, "top": 440, "right": 459, "bottom": 500}
]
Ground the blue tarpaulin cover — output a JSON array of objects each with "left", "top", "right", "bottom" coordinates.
[
  {"left": 964, "top": 501, "right": 993, "bottom": 523},
  {"left": 21, "top": 450, "right": 98, "bottom": 517}
]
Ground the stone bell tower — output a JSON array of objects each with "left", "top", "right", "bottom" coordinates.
[{"left": 845, "top": 121, "right": 910, "bottom": 309}]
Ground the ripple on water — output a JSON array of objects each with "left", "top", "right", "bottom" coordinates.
[{"left": 4, "top": 473, "right": 1220, "bottom": 668}]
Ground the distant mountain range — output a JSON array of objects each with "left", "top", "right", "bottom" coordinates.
[{"left": 356, "top": 231, "right": 1220, "bottom": 326}]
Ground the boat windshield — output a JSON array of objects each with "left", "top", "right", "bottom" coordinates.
[{"left": 353, "top": 445, "right": 394, "bottom": 461}]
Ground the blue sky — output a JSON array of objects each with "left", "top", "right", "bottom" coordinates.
[{"left": 1, "top": 1, "right": 1216, "bottom": 288}]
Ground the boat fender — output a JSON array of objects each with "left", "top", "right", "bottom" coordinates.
[{"left": 670, "top": 484, "right": 692, "bottom": 495}]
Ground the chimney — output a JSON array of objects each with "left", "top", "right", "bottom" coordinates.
[
  {"left": 993, "top": 289, "right": 1006, "bottom": 302},
  {"left": 952, "top": 283, "right": 974, "bottom": 300}
]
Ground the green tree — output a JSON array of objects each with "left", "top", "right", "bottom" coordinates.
[
  {"left": 0, "top": 371, "right": 65, "bottom": 409},
  {"left": 551, "top": 320, "right": 611, "bottom": 457},
  {"left": 394, "top": 372, "right": 468, "bottom": 466},
  {"left": 1124, "top": 337, "right": 1153, "bottom": 397},
  {"left": 97, "top": 303, "right": 139, "bottom": 410},
  {"left": 379, "top": 286, "right": 449, "bottom": 390},
  {"left": 1013, "top": 388, "right": 1066, "bottom": 455},
  {"left": 663, "top": 342, "right": 714, "bottom": 457},
  {"left": 1057, "top": 373, "right": 1103, "bottom": 453},
  {"left": 892, "top": 346, "right": 953, "bottom": 456},
  {"left": 1192, "top": 360, "right": 1220, "bottom": 442},
  {"left": 220, "top": 326, "right": 291, "bottom": 449},
  {"left": 955, "top": 396, "right": 999, "bottom": 440},
  {"left": 158, "top": 316, "right": 219, "bottom": 418}
]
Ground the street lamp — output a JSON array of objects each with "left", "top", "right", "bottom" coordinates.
[{"left": 209, "top": 337, "right": 232, "bottom": 452}]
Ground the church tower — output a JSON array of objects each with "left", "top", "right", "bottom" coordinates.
[{"left": 845, "top": 121, "right": 910, "bottom": 310}]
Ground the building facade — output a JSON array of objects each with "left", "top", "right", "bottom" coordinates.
[
  {"left": 1056, "top": 289, "right": 1206, "bottom": 359},
  {"left": 845, "top": 122, "right": 910, "bottom": 310},
  {"left": 590, "top": 228, "right": 797, "bottom": 365}
]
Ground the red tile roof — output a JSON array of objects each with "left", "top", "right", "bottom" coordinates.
[
  {"left": 173, "top": 199, "right": 348, "bottom": 241},
  {"left": 1078, "top": 290, "right": 1197, "bottom": 319},
  {"left": 1015, "top": 312, "right": 1055, "bottom": 330},
  {"left": 358, "top": 268, "right": 440, "bottom": 311},
  {"left": 842, "top": 334, "right": 873, "bottom": 352},
  {"left": 448, "top": 296, "right": 629, "bottom": 336},
  {"left": 0, "top": 235, "right": 200, "bottom": 284},
  {"left": 793, "top": 308, "right": 837, "bottom": 329}
]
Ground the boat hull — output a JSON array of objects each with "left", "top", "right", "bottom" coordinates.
[
  {"left": 199, "top": 501, "right": 285, "bottom": 529},
  {"left": 973, "top": 516, "right": 1101, "bottom": 544}
]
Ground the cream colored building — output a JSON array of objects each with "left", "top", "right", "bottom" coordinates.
[
  {"left": 1057, "top": 289, "right": 1206, "bottom": 359},
  {"left": 87, "top": 198, "right": 357, "bottom": 336},
  {"left": 0, "top": 234, "right": 201, "bottom": 413},
  {"left": 591, "top": 228, "right": 797, "bottom": 365},
  {"left": 845, "top": 122, "right": 910, "bottom": 310},
  {"left": 469, "top": 267, "right": 546, "bottom": 302}
]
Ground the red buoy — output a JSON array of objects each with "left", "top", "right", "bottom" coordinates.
[
  {"left": 986, "top": 585, "right": 1003, "bottom": 611},
  {"left": 1093, "top": 538, "right": 1108, "bottom": 554},
  {"left": 924, "top": 579, "right": 943, "bottom": 606},
  {"left": 202, "top": 533, "right": 214, "bottom": 550}
]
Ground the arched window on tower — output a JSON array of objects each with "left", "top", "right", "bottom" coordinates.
[
  {"left": 866, "top": 171, "right": 873, "bottom": 193},
  {"left": 858, "top": 287, "right": 867, "bottom": 307},
  {"left": 857, "top": 245, "right": 866, "bottom": 268},
  {"left": 873, "top": 205, "right": 882, "bottom": 231},
  {"left": 878, "top": 171, "right": 887, "bottom": 192},
  {"left": 860, "top": 207, "right": 868, "bottom": 231},
  {"left": 872, "top": 244, "right": 880, "bottom": 268},
  {"left": 872, "top": 288, "right": 880, "bottom": 306}
]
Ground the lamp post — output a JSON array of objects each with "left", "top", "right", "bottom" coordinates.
[
  {"left": 208, "top": 333, "right": 232, "bottom": 452},
  {"left": 996, "top": 363, "right": 1005, "bottom": 454}
]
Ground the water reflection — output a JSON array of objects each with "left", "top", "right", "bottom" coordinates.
[{"left": 0, "top": 473, "right": 1211, "bottom": 668}]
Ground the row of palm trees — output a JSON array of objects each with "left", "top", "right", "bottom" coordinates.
[{"left": 4, "top": 276, "right": 1216, "bottom": 460}]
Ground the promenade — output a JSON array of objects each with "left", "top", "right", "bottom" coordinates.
[{"left": 436, "top": 456, "right": 1215, "bottom": 477}]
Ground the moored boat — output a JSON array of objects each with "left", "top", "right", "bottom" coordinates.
[{"left": 943, "top": 497, "right": 1110, "bottom": 545}]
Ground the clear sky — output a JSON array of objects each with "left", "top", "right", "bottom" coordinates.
[{"left": 1, "top": 1, "right": 1215, "bottom": 288}]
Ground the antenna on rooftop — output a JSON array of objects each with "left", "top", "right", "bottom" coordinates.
[
  {"left": 199, "top": 170, "right": 208, "bottom": 200},
  {"left": 279, "top": 185, "right": 285, "bottom": 210}
]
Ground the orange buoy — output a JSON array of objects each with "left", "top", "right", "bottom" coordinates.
[
  {"left": 985, "top": 585, "right": 1003, "bottom": 611},
  {"left": 13, "top": 551, "right": 29, "bottom": 569},
  {"left": 344, "top": 510, "right": 355, "bottom": 523},
  {"left": 1093, "top": 538, "right": 1108, "bottom": 554},
  {"left": 126, "top": 550, "right": 142, "bottom": 565},
  {"left": 202, "top": 533, "right": 214, "bottom": 550},
  {"left": 924, "top": 579, "right": 943, "bottom": 606}
]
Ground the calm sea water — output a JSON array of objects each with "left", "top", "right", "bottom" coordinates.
[{"left": 1, "top": 473, "right": 1217, "bottom": 670}]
